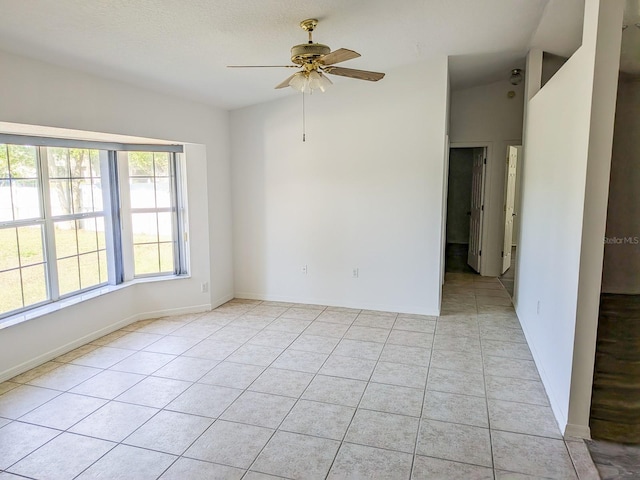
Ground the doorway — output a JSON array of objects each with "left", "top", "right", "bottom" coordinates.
[{"left": 445, "top": 146, "right": 486, "bottom": 274}]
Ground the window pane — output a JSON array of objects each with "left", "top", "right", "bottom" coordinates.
[
  {"left": 154, "top": 153, "right": 170, "bottom": 176},
  {"left": 90, "top": 150, "right": 101, "bottom": 178},
  {"left": 17, "top": 225, "right": 44, "bottom": 266},
  {"left": 0, "top": 179, "right": 11, "bottom": 222},
  {"left": 12, "top": 179, "right": 41, "bottom": 220},
  {"left": 128, "top": 152, "right": 154, "bottom": 177},
  {"left": 132, "top": 213, "right": 158, "bottom": 243},
  {"left": 96, "top": 217, "right": 106, "bottom": 250},
  {"left": 0, "top": 228, "right": 19, "bottom": 271},
  {"left": 0, "top": 145, "right": 9, "bottom": 178},
  {"left": 71, "top": 179, "right": 92, "bottom": 213},
  {"left": 98, "top": 249, "right": 108, "bottom": 284},
  {"left": 79, "top": 252, "right": 100, "bottom": 289},
  {"left": 157, "top": 212, "right": 173, "bottom": 242},
  {"left": 49, "top": 179, "right": 72, "bottom": 216},
  {"left": 130, "top": 178, "right": 156, "bottom": 209},
  {"left": 155, "top": 177, "right": 171, "bottom": 208},
  {"left": 47, "top": 147, "right": 70, "bottom": 178},
  {"left": 0, "top": 269, "right": 22, "bottom": 314},
  {"left": 8, "top": 145, "right": 37, "bottom": 178},
  {"left": 54, "top": 221, "right": 78, "bottom": 258},
  {"left": 129, "top": 152, "right": 179, "bottom": 278},
  {"left": 92, "top": 180, "right": 103, "bottom": 211},
  {"left": 57, "top": 256, "right": 80, "bottom": 296},
  {"left": 159, "top": 242, "right": 174, "bottom": 273},
  {"left": 21, "top": 264, "right": 48, "bottom": 306},
  {"left": 77, "top": 218, "right": 98, "bottom": 254},
  {"left": 69, "top": 149, "right": 91, "bottom": 178},
  {"left": 134, "top": 243, "right": 159, "bottom": 275}
]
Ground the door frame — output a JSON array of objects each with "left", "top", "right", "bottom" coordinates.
[
  {"left": 502, "top": 145, "right": 520, "bottom": 274},
  {"left": 447, "top": 141, "right": 492, "bottom": 276}
]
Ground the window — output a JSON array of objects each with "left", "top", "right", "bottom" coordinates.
[
  {"left": 0, "top": 145, "right": 47, "bottom": 314},
  {"left": 127, "top": 152, "right": 177, "bottom": 276},
  {"left": 46, "top": 148, "right": 108, "bottom": 295},
  {"left": 0, "top": 139, "right": 187, "bottom": 320}
]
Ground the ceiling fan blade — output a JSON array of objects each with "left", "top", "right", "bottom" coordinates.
[
  {"left": 227, "top": 65, "right": 298, "bottom": 68},
  {"left": 320, "top": 48, "right": 361, "bottom": 66},
  {"left": 323, "top": 66, "right": 385, "bottom": 82},
  {"left": 275, "top": 73, "right": 299, "bottom": 89}
]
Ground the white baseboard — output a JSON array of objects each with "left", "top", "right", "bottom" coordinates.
[
  {"left": 233, "top": 291, "right": 439, "bottom": 316},
  {"left": 139, "top": 303, "right": 212, "bottom": 321},
  {"left": 211, "top": 292, "right": 234, "bottom": 309},
  {"left": 0, "top": 303, "right": 211, "bottom": 383}
]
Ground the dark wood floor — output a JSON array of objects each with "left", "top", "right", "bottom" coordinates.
[
  {"left": 587, "top": 294, "right": 640, "bottom": 478},
  {"left": 591, "top": 294, "right": 640, "bottom": 444},
  {"left": 587, "top": 439, "right": 640, "bottom": 479}
]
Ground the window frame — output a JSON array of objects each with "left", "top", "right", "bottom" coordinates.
[
  {"left": 0, "top": 144, "right": 49, "bottom": 315},
  {"left": 40, "top": 147, "right": 112, "bottom": 300},
  {"left": 118, "top": 151, "right": 187, "bottom": 280},
  {"left": 0, "top": 136, "right": 187, "bottom": 322}
]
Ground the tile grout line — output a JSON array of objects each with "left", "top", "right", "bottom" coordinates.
[
  {"left": 1, "top": 286, "right": 573, "bottom": 479},
  {"left": 318, "top": 310, "right": 398, "bottom": 480},
  {"left": 411, "top": 310, "right": 437, "bottom": 479},
  {"left": 99, "top": 301, "right": 284, "bottom": 480},
  {"left": 241, "top": 303, "right": 349, "bottom": 479},
  {"left": 474, "top": 285, "right": 498, "bottom": 477},
  {"left": 159, "top": 301, "right": 308, "bottom": 480},
  {"left": 69, "top": 308, "right": 231, "bottom": 480}
]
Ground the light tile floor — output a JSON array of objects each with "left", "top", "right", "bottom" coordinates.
[{"left": 0, "top": 273, "right": 595, "bottom": 479}]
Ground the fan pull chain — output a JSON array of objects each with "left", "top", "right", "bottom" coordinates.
[{"left": 302, "top": 90, "right": 306, "bottom": 142}]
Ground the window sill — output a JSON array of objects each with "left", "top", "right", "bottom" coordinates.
[{"left": 0, "top": 274, "right": 191, "bottom": 331}]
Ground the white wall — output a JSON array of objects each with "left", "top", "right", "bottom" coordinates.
[
  {"left": 602, "top": 76, "right": 640, "bottom": 294},
  {"left": 231, "top": 60, "right": 449, "bottom": 315},
  {"left": 569, "top": 0, "right": 623, "bottom": 437},
  {"left": 542, "top": 52, "right": 569, "bottom": 88},
  {"left": 449, "top": 79, "right": 524, "bottom": 276},
  {"left": 0, "top": 50, "right": 234, "bottom": 380},
  {"left": 515, "top": 0, "right": 623, "bottom": 437}
]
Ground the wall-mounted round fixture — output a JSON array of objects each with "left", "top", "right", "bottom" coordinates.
[{"left": 510, "top": 68, "right": 523, "bottom": 85}]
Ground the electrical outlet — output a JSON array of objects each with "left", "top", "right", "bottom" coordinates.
[
  {"left": 352, "top": 268, "right": 359, "bottom": 278},
  {"left": 301, "top": 265, "right": 308, "bottom": 275},
  {"left": 201, "top": 282, "right": 209, "bottom": 293}
]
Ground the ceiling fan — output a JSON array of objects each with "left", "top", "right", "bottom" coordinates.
[{"left": 228, "top": 19, "right": 385, "bottom": 93}]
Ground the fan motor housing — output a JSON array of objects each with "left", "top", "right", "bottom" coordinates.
[{"left": 291, "top": 43, "right": 330, "bottom": 64}]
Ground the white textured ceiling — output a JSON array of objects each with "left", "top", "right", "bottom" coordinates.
[{"left": 0, "top": 0, "right": 584, "bottom": 109}]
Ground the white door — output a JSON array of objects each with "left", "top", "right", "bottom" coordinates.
[
  {"left": 502, "top": 146, "right": 518, "bottom": 273},
  {"left": 467, "top": 148, "right": 485, "bottom": 273}
]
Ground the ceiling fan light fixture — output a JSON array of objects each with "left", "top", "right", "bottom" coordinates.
[
  {"left": 308, "top": 70, "right": 333, "bottom": 92},
  {"left": 288, "top": 69, "right": 333, "bottom": 93},
  {"left": 289, "top": 71, "right": 309, "bottom": 92}
]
